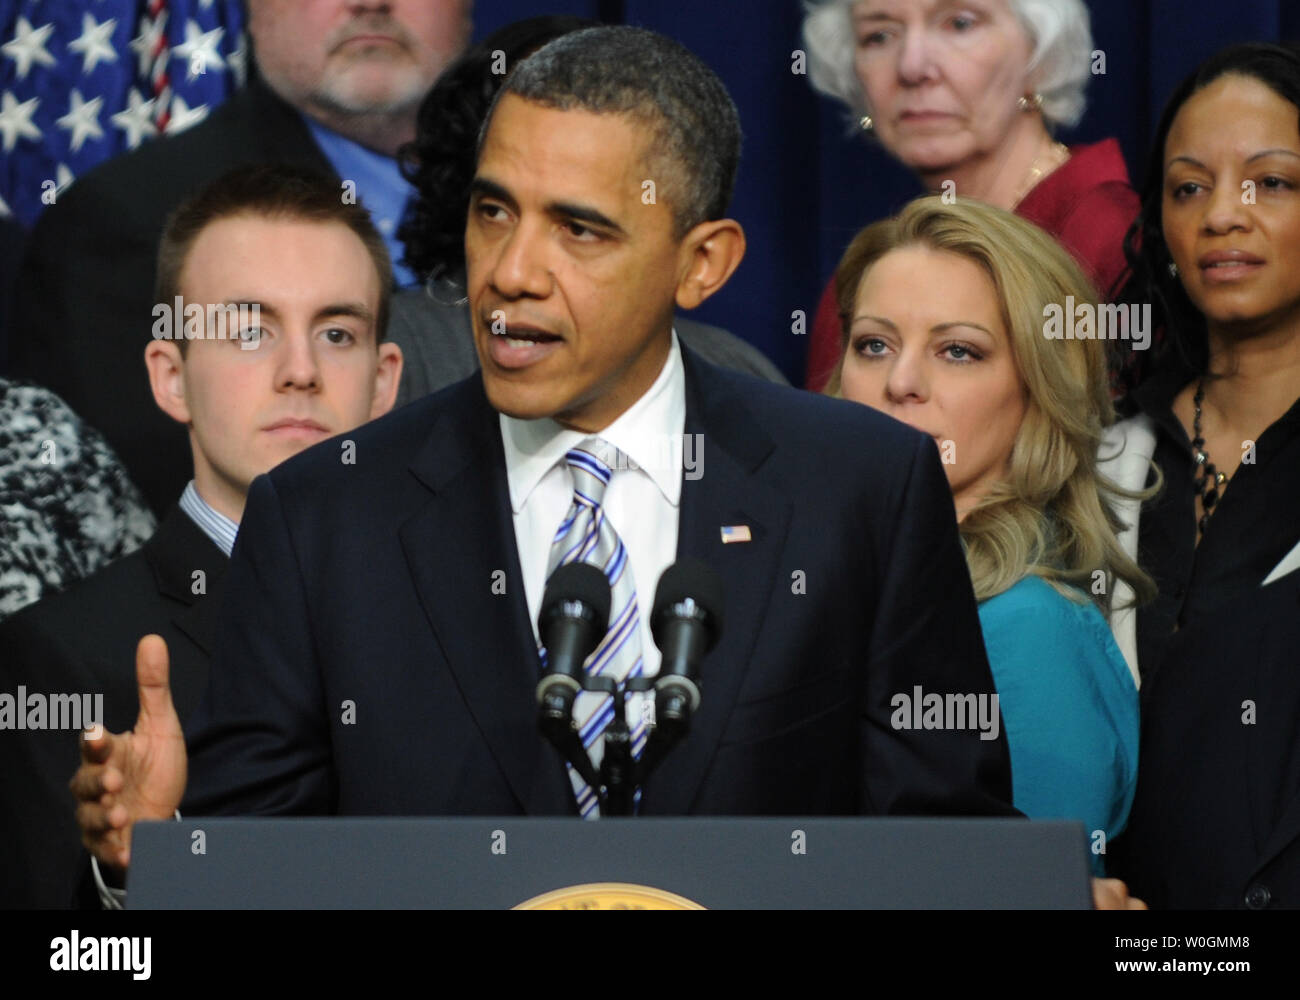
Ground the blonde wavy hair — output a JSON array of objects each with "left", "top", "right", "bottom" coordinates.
[{"left": 825, "top": 196, "right": 1155, "bottom": 609}]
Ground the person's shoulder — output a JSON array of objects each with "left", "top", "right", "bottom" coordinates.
[
  {"left": 980, "top": 577, "right": 1131, "bottom": 681},
  {"left": 0, "top": 545, "right": 152, "bottom": 644},
  {"left": 674, "top": 317, "right": 787, "bottom": 385},
  {"left": 1, "top": 377, "right": 74, "bottom": 430},
  {"left": 982, "top": 575, "right": 1107, "bottom": 624},
  {"left": 1064, "top": 179, "right": 1139, "bottom": 233},
  {"left": 78, "top": 86, "right": 264, "bottom": 187},
  {"left": 1054, "top": 140, "right": 1139, "bottom": 228},
  {"left": 0, "top": 379, "right": 153, "bottom": 510},
  {"left": 1026, "top": 139, "right": 1136, "bottom": 241},
  {"left": 981, "top": 579, "right": 1094, "bottom": 660},
  {"left": 1066, "top": 139, "right": 1133, "bottom": 184},
  {"left": 385, "top": 285, "right": 479, "bottom": 401},
  {"left": 0, "top": 380, "right": 155, "bottom": 609}
]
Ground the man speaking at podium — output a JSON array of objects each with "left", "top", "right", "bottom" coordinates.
[{"left": 73, "top": 27, "right": 1016, "bottom": 881}]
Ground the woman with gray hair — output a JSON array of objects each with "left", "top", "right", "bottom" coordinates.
[{"left": 801, "top": 0, "right": 1137, "bottom": 390}]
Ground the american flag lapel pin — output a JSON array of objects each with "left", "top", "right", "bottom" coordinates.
[{"left": 720, "top": 525, "right": 752, "bottom": 544}]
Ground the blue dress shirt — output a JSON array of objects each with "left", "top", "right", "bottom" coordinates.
[{"left": 304, "top": 117, "right": 417, "bottom": 287}]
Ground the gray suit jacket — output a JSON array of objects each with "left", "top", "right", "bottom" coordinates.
[{"left": 387, "top": 283, "right": 787, "bottom": 408}]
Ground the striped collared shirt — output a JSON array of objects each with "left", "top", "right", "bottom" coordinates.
[{"left": 178, "top": 480, "right": 239, "bottom": 557}]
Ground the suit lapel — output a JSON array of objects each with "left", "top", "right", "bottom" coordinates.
[
  {"left": 145, "top": 506, "right": 230, "bottom": 657},
  {"left": 399, "top": 378, "right": 572, "bottom": 814},
  {"left": 644, "top": 349, "right": 792, "bottom": 813}
]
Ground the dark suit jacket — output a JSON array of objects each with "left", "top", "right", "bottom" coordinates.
[
  {"left": 8, "top": 78, "right": 332, "bottom": 514},
  {"left": 0, "top": 507, "right": 227, "bottom": 907},
  {"left": 183, "top": 348, "right": 1014, "bottom": 819}
]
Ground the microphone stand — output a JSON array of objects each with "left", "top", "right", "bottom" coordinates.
[
  {"left": 538, "top": 674, "right": 696, "bottom": 817},
  {"left": 599, "top": 683, "right": 634, "bottom": 817}
]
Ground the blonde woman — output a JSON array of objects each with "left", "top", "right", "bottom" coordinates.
[{"left": 828, "top": 196, "right": 1153, "bottom": 875}]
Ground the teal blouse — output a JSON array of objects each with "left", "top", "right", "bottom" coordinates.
[{"left": 978, "top": 576, "right": 1138, "bottom": 876}]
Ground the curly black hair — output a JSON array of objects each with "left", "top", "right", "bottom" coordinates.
[
  {"left": 1122, "top": 41, "right": 1300, "bottom": 381},
  {"left": 397, "top": 15, "right": 599, "bottom": 286}
]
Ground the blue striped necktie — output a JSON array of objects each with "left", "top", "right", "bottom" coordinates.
[{"left": 544, "top": 438, "right": 649, "bottom": 818}]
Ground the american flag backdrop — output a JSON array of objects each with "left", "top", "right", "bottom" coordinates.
[{"left": 0, "top": 0, "right": 247, "bottom": 227}]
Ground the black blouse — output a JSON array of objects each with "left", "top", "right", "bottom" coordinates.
[
  {"left": 1132, "top": 365, "right": 1300, "bottom": 685},
  {"left": 1116, "top": 364, "right": 1300, "bottom": 907}
]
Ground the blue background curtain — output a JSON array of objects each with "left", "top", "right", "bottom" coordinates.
[{"left": 4, "top": 1, "right": 1299, "bottom": 383}]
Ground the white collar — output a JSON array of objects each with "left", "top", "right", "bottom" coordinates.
[{"left": 500, "top": 331, "right": 687, "bottom": 512}]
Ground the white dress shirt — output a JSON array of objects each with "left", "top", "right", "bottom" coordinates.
[{"left": 500, "top": 331, "right": 687, "bottom": 681}]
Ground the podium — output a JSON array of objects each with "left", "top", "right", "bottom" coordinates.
[{"left": 127, "top": 817, "right": 1093, "bottom": 908}]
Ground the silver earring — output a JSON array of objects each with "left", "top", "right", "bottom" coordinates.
[
  {"left": 859, "top": 115, "right": 874, "bottom": 132},
  {"left": 1168, "top": 261, "right": 1179, "bottom": 278},
  {"left": 1017, "top": 93, "right": 1044, "bottom": 113}
]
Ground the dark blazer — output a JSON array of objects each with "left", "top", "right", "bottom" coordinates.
[
  {"left": 1115, "top": 567, "right": 1300, "bottom": 909},
  {"left": 183, "top": 347, "right": 1015, "bottom": 819},
  {"left": 7, "top": 78, "right": 333, "bottom": 514},
  {"left": 0, "top": 507, "right": 227, "bottom": 907},
  {"left": 386, "top": 284, "right": 788, "bottom": 409}
]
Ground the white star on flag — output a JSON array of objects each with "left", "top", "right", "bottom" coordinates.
[
  {"left": 2, "top": 16, "right": 57, "bottom": 80},
  {"left": 173, "top": 20, "right": 225, "bottom": 81},
  {"left": 167, "top": 94, "right": 209, "bottom": 134},
  {"left": 67, "top": 12, "right": 120, "bottom": 75},
  {"left": 56, "top": 89, "right": 106, "bottom": 153},
  {"left": 0, "top": 90, "right": 42, "bottom": 152},
  {"left": 0, "top": 1, "right": 247, "bottom": 228},
  {"left": 110, "top": 88, "right": 157, "bottom": 149},
  {"left": 128, "top": 12, "right": 169, "bottom": 78}
]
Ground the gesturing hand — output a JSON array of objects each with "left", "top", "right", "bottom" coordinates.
[{"left": 70, "top": 634, "right": 189, "bottom": 870}]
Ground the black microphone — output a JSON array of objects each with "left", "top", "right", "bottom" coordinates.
[
  {"left": 650, "top": 559, "right": 724, "bottom": 741},
  {"left": 536, "top": 563, "right": 611, "bottom": 737}
]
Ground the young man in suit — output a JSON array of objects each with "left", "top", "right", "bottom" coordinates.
[
  {"left": 1, "top": 164, "right": 401, "bottom": 907},
  {"left": 10, "top": 0, "right": 470, "bottom": 514},
  {"left": 74, "top": 27, "right": 1015, "bottom": 885}
]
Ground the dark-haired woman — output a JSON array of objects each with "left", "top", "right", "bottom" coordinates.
[{"left": 1104, "top": 42, "right": 1300, "bottom": 909}]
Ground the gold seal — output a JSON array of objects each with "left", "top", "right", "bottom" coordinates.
[{"left": 514, "top": 882, "right": 705, "bottom": 910}]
